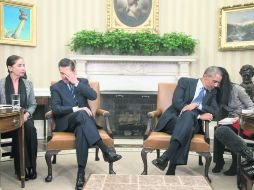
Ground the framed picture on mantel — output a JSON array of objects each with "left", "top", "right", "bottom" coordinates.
[
  {"left": 0, "top": 0, "right": 36, "bottom": 46},
  {"left": 107, "top": 0, "right": 159, "bottom": 32},
  {"left": 219, "top": 3, "right": 254, "bottom": 50}
]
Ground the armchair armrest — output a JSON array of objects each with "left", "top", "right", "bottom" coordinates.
[
  {"left": 143, "top": 109, "right": 162, "bottom": 140},
  {"left": 96, "top": 108, "right": 113, "bottom": 138},
  {"left": 45, "top": 110, "right": 54, "bottom": 142},
  {"left": 147, "top": 109, "right": 162, "bottom": 118},
  {"left": 45, "top": 110, "right": 53, "bottom": 119},
  {"left": 96, "top": 108, "right": 110, "bottom": 117}
]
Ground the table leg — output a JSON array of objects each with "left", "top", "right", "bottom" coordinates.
[{"left": 18, "top": 124, "right": 25, "bottom": 188}]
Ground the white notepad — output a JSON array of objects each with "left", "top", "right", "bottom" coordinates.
[
  {"left": 218, "top": 118, "right": 235, "bottom": 125},
  {"left": 242, "top": 109, "right": 254, "bottom": 114}
]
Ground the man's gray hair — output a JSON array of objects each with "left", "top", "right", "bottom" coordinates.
[{"left": 203, "top": 66, "right": 222, "bottom": 77}]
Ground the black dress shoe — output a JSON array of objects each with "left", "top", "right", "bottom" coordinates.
[
  {"left": 223, "top": 166, "right": 236, "bottom": 176},
  {"left": 152, "top": 154, "right": 169, "bottom": 171},
  {"left": 103, "top": 150, "right": 122, "bottom": 163},
  {"left": 212, "top": 161, "right": 225, "bottom": 173},
  {"left": 165, "top": 163, "right": 176, "bottom": 175},
  {"left": 76, "top": 172, "right": 85, "bottom": 190},
  {"left": 28, "top": 168, "right": 37, "bottom": 180}
]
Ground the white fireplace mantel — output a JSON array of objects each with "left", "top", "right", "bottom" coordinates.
[{"left": 69, "top": 55, "right": 197, "bottom": 92}]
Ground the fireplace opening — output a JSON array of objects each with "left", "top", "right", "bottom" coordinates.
[{"left": 100, "top": 92, "right": 156, "bottom": 139}]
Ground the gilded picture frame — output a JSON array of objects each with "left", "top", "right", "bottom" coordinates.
[
  {"left": 0, "top": 0, "right": 36, "bottom": 46},
  {"left": 107, "top": 0, "right": 159, "bottom": 32},
  {"left": 219, "top": 3, "right": 254, "bottom": 50}
]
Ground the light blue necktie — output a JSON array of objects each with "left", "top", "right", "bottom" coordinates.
[{"left": 193, "top": 87, "right": 205, "bottom": 104}]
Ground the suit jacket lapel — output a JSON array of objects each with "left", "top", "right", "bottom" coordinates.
[
  {"left": 189, "top": 79, "right": 198, "bottom": 101},
  {"left": 203, "top": 89, "right": 213, "bottom": 104},
  {"left": 59, "top": 81, "right": 73, "bottom": 98}
]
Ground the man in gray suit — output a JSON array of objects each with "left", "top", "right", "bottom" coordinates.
[
  {"left": 152, "top": 66, "right": 222, "bottom": 175},
  {"left": 50, "top": 58, "right": 122, "bottom": 190}
]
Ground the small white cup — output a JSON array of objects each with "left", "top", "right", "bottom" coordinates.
[{"left": 11, "top": 94, "right": 20, "bottom": 111}]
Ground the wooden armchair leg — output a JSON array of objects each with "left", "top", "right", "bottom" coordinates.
[
  {"left": 156, "top": 149, "right": 160, "bottom": 158},
  {"left": 45, "top": 150, "right": 59, "bottom": 182},
  {"left": 95, "top": 147, "right": 100, "bottom": 161},
  {"left": 198, "top": 156, "right": 203, "bottom": 165},
  {"left": 199, "top": 152, "right": 212, "bottom": 183},
  {"left": 52, "top": 155, "right": 56, "bottom": 164},
  {"left": 141, "top": 148, "right": 153, "bottom": 175}
]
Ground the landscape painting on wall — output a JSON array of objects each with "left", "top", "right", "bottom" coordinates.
[
  {"left": 0, "top": 0, "right": 36, "bottom": 46},
  {"left": 219, "top": 3, "right": 254, "bottom": 50}
]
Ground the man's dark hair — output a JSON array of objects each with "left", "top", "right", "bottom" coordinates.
[{"left": 58, "top": 58, "right": 76, "bottom": 71}]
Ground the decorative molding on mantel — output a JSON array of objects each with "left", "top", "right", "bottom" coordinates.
[
  {"left": 69, "top": 55, "right": 197, "bottom": 63},
  {"left": 69, "top": 55, "right": 197, "bottom": 91}
]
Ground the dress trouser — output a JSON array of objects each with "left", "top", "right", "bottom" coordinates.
[
  {"left": 162, "top": 110, "right": 200, "bottom": 165},
  {"left": 7, "top": 119, "right": 38, "bottom": 175},
  {"left": 213, "top": 124, "right": 237, "bottom": 164},
  {"left": 67, "top": 111, "right": 101, "bottom": 168}
]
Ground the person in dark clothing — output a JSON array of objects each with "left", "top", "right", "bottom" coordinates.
[
  {"left": 213, "top": 67, "right": 254, "bottom": 176},
  {"left": 50, "top": 58, "right": 122, "bottom": 190},
  {"left": 152, "top": 66, "right": 222, "bottom": 175},
  {"left": 0, "top": 55, "right": 38, "bottom": 180}
]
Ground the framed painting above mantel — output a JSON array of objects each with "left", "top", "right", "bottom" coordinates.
[
  {"left": 219, "top": 3, "right": 254, "bottom": 50},
  {"left": 107, "top": 0, "right": 159, "bottom": 32},
  {"left": 0, "top": 0, "right": 36, "bottom": 46}
]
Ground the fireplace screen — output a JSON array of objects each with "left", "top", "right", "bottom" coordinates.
[{"left": 100, "top": 93, "right": 156, "bottom": 138}]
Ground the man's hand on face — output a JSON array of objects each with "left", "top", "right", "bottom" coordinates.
[{"left": 64, "top": 71, "right": 79, "bottom": 85}]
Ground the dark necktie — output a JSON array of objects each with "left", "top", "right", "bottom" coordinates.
[
  {"left": 68, "top": 84, "right": 78, "bottom": 105},
  {"left": 193, "top": 87, "right": 205, "bottom": 104}
]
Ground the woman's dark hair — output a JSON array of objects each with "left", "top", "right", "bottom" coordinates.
[
  {"left": 6, "top": 55, "right": 23, "bottom": 73},
  {"left": 58, "top": 58, "right": 76, "bottom": 71},
  {"left": 217, "top": 67, "right": 232, "bottom": 105},
  {"left": 217, "top": 67, "right": 233, "bottom": 119}
]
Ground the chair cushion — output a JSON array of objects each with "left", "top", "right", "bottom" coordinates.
[
  {"left": 47, "top": 129, "right": 114, "bottom": 150},
  {"left": 143, "top": 132, "right": 210, "bottom": 152}
]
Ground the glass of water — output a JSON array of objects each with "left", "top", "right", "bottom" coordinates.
[{"left": 11, "top": 94, "right": 20, "bottom": 111}]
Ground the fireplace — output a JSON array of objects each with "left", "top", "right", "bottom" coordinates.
[
  {"left": 68, "top": 55, "right": 196, "bottom": 139},
  {"left": 100, "top": 92, "right": 156, "bottom": 138}
]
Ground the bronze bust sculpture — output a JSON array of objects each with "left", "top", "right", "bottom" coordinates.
[{"left": 239, "top": 64, "right": 254, "bottom": 102}]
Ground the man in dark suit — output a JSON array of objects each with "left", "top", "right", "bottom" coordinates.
[
  {"left": 152, "top": 66, "right": 222, "bottom": 175},
  {"left": 50, "top": 58, "right": 122, "bottom": 190}
]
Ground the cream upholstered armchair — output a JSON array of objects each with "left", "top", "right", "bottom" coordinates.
[
  {"left": 44, "top": 82, "right": 116, "bottom": 182},
  {"left": 141, "top": 83, "right": 212, "bottom": 182}
]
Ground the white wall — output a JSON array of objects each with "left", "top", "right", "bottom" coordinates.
[{"left": 0, "top": 0, "right": 253, "bottom": 88}]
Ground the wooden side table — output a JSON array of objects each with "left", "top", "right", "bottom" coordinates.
[
  {"left": 238, "top": 113, "right": 254, "bottom": 190},
  {"left": 0, "top": 108, "right": 25, "bottom": 188}
]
